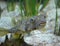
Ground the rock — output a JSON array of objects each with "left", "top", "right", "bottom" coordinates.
[
  {"left": 24, "top": 30, "right": 58, "bottom": 45},
  {"left": 0, "top": 17, "right": 13, "bottom": 29},
  {"left": 0, "top": 35, "right": 6, "bottom": 44},
  {"left": 45, "top": 9, "right": 60, "bottom": 33},
  {"left": 55, "top": 43, "right": 60, "bottom": 46},
  {"left": 57, "top": 43, "right": 60, "bottom": 46},
  {"left": 43, "top": 0, "right": 56, "bottom": 12},
  {"left": 56, "top": 36, "right": 60, "bottom": 41},
  {"left": 0, "top": 2, "right": 22, "bottom": 30},
  {"left": 1, "top": 5, "right": 20, "bottom": 17},
  {"left": 43, "top": 0, "right": 60, "bottom": 34},
  {"left": 0, "top": 1, "right": 7, "bottom": 10},
  {"left": 46, "top": 43, "right": 54, "bottom": 46},
  {"left": 45, "top": 30, "right": 54, "bottom": 34},
  {"left": 30, "top": 30, "right": 41, "bottom": 35},
  {"left": 0, "top": 33, "right": 12, "bottom": 44}
]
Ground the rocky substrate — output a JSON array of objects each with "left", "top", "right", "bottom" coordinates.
[{"left": 24, "top": 30, "right": 60, "bottom": 46}]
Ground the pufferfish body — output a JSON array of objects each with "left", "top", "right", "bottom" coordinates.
[
  {"left": 0, "top": 13, "right": 46, "bottom": 37},
  {"left": 9, "top": 13, "right": 46, "bottom": 33}
]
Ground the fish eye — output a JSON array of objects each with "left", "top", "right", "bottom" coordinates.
[
  {"left": 44, "top": 16, "right": 46, "bottom": 18},
  {"left": 30, "top": 18, "right": 34, "bottom": 22}
]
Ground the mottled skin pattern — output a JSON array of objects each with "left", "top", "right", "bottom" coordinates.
[{"left": 9, "top": 14, "right": 46, "bottom": 33}]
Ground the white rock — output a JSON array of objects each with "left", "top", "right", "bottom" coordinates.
[
  {"left": 24, "top": 30, "right": 57, "bottom": 45},
  {"left": 24, "top": 35, "right": 33, "bottom": 45},
  {"left": 0, "top": 17, "right": 13, "bottom": 29},
  {"left": 0, "top": 1, "right": 7, "bottom": 10},
  {"left": 43, "top": 0, "right": 56, "bottom": 12},
  {"left": 45, "top": 30, "right": 54, "bottom": 33},
  {"left": 43, "top": 0, "right": 60, "bottom": 34},
  {"left": 0, "top": 33, "right": 11, "bottom": 44},
  {"left": 0, "top": 35, "right": 6, "bottom": 44},
  {"left": 45, "top": 9, "right": 60, "bottom": 32},
  {"left": 55, "top": 43, "right": 60, "bottom": 46},
  {"left": 46, "top": 43, "right": 54, "bottom": 46},
  {"left": 1, "top": 4, "right": 20, "bottom": 17},
  {"left": 47, "top": 9, "right": 60, "bottom": 19},
  {"left": 7, "top": 33, "right": 12, "bottom": 40},
  {"left": 30, "top": 30, "right": 42, "bottom": 35}
]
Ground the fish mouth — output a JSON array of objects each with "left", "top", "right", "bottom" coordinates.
[
  {"left": 40, "top": 21, "right": 46, "bottom": 25},
  {"left": 40, "top": 21, "right": 46, "bottom": 24}
]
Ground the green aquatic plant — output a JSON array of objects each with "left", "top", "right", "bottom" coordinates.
[
  {"left": 24, "top": 0, "right": 37, "bottom": 16},
  {"left": 54, "top": 0, "right": 59, "bottom": 35},
  {"left": 19, "top": 0, "right": 39, "bottom": 16},
  {"left": 7, "top": 0, "right": 16, "bottom": 11},
  {"left": 40, "top": 0, "right": 49, "bottom": 11},
  {"left": 56, "top": 0, "right": 60, "bottom": 8},
  {"left": 19, "top": 0, "right": 49, "bottom": 17},
  {"left": 0, "top": 7, "right": 3, "bottom": 17},
  {"left": 0, "top": 8, "right": 1, "bottom": 17},
  {"left": 19, "top": 0, "right": 24, "bottom": 16}
]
